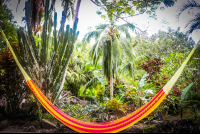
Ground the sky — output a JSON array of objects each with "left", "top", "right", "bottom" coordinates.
[{"left": 5, "top": 0, "right": 200, "bottom": 44}]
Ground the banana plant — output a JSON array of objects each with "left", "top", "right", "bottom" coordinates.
[
  {"left": 169, "top": 83, "right": 194, "bottom": 118},
  {"left": 117, "top": 73, "right": 154, "bottom": 107},
  {"left": 10, "top": 0, "right": 79, "bottom": 102},
  {"left": 180, "top": 83, "right": 194, "bottom": 118}
]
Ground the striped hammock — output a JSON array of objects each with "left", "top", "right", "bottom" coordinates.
[{"left": 1, "top": 27, "right": 199, "bottom": 133}]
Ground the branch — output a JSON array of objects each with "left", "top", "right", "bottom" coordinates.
[
  {"left": 101, "top": 0, "right": 149, "bottom": 18},
  {"left": 117, "top": 16, "right": 147, "bottom": 33},
  {"left": 90, "top": 0, "right": 163, "bottom": 33},
  {"left": 101, "top": 1, "right": 147, "bottom": 33},
  {"left": 92, "top": 0, "right": 162, "bottom": 18},
  {"left": 117, "top": 3, "right": 148, "bottom": 18},
  {"left": 90, "top": 0, "right": 112, "bottom": 7}
]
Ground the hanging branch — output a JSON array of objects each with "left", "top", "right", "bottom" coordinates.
[
  {"left": 105, "top": 3, "right": 147, "bottom": 32},
  {"left": 91, "top": 0, "right": 155, "bottom": 33},
  {"left": 90, "top": 0, "right": 166, "bottom": 33},
  {"left": 90, "top": 0, "right": 113, "bottom": 7}
]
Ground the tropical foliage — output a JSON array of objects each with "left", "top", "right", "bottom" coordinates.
[
  {"left": 83, "top": 15, "right": 136, "bottom": 99},
  {"left": 0, "top": 48, "right": 31, "bottom": 117},
  {"left": 0, "top": 3, "right": 18, "bottom": 49},
  {"left": 1, "top": 0, "right": 200, "bottom": 128},
  {"left": 7, "top": 0, "right": 80, "bottom": 104}
]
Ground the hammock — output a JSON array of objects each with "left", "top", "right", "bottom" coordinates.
[{"left": 1, "top": 27, "right": 199, "bottom": 133}]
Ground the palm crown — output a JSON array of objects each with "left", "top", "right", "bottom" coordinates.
[
  {"left": 83, "top": 17, "right": 136, "bottom": 99},
  {"left": 177, "top": 0, "right": 200, "bottom": 36}
]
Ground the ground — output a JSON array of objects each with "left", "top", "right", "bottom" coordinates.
[
  {"left": 1, "top": 108, "right": 200, "bottom": 133},
  {"left": 1, "top": 115, "right": 200, "bottom": 133}
]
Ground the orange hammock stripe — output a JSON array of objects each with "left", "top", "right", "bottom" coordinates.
[
  {"left": 27, "top": 79, "right": 166, "bottom": 133},
  {"left": 0, "top": 27, "right": 199, "bottom": 133}
]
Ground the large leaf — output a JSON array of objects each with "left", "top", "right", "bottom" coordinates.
[
  {"left": 181, "top": 83, "right": 194, "bottom": 100},
  {"left": 139, "top": 73, "right": 149, "bottom": 88},
  {"left": 124, "top": 76, "right": 137, "bottom": 87},
  {"left": 143, "top": 89, "right": 154, "bottom": 94}
]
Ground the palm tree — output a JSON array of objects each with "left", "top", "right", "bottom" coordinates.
[
  {"left": 83, "top": 16, "right": 136, "bottom": 100},
  {"left": 177, "top": 0, "right": 200, "bottom": 36}
]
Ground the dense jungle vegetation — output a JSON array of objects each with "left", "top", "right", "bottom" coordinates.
[{"left": 0, "top": 0, "right": 200, "bottom": 133}]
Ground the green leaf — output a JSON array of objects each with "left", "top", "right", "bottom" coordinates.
[
  {"left": 132, "top": 1, "right": 137, "bottom": 5},
  {"left": 96, "top": 10, "right": 102, "bottom": 15},
  {"left": 160, "top": 7, "right": 165, "bottom": 11},
  {"left": 143, "top": 89, "right": 154, "bottom": 94},
  {"left": 130, "top": 10, "right": 135, "bottom": 15},
  {"left": 101, "top": 15, "right": 106, "bottom": 19},
  {"left": 124, "top": 8, "right": 131, "bottom": 13},
  {"left": 123, "top": 77, "right": 137, "bottom": 87},
  {"left": 129, "top": 79, "right": 137, "bottom": 87},
  {"left": 139, "top": 73, "right": 149, "bottom": 88},
  {"left": 181, "top": 83, "right": 194, "bottom": 100},
  {"left": 110, "top": 9, "right": 116, "bottom": 13},
  {"left": 140, "top": 97, "right": 150, "bottom": 103},
  {"left": 116, "top": 85, "right": 123, "bottom": 88},
  {"left": 171, "top": 95, "right": 179, "bottom": 101}
]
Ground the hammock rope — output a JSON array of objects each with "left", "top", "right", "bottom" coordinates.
[{"left": 0, "top": 27, "right": 199, "bottom": 133}]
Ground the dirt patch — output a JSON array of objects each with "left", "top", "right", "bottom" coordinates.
[
  {"left": 1, "top": 117, "right": 200, "bottom": 133},
  {"left": 0, "top": 119, "right": 76, "bottom": 133}
]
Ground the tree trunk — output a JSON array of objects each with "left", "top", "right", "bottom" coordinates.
[
  {"left": 83, "top": 89, "right": 86, "bottom": 101},
  {"left": 57, "top": 0, "right": 81, "bottom": 101},
  {"left": 110, "top": 74, "right": 113, "bottom": 100}
]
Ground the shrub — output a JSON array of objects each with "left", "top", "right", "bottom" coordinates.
[{"left": 0, "top": 48, "right": 31, "bottom": 118}]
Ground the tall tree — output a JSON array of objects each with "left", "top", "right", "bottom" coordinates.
[
  {"left": 85, "top": 0, "right": 177, "bottom": 100},
  {"left": 83, "top": 15, "right": 136, "bottom": 100}
]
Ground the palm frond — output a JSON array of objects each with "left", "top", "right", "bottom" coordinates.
[
  {"left": 122, "top": 38, "right": 136, "bottom": 56},
  {"left": 89, "top": 33, "right": 109, "bottom": 66},
  {"left": 84, "top": 77, "right": 98, "bottom": 90},
  {"left": 120, "top": 37, "right": 135, "bottom": 62},
  {"left": 176, "top": 0, "right": 200, "bottom": 21},
  {"left": 95, "top": 24, "right": 109, "bottom": 30},
  {"left": 61, "top": 0, "right": 76, "bottom": 21},
  {"left": 117, "top": 23, "right": 135, "bottom": 39},
  {"left": 134, "top": 69, "right": 146, "bottom": 80},
  {"left": 185, "top": 12, "right": 200, "bottom": 36},
  {"left": 93, "top": 46, "right": 103, "bottom": 66},
  {"left": 120, "top": 62, "right": 135, "bottom": 77},
  {"left": 82, "top": 30, "right": 103, "bottom": 43},
  {"left": 66, "top": 71, "right": 72, "bottom": 78},
  {"left": 116, "top": 26, "right": 131, "bottom": 40},
  {"left": 112, "top": 33, "right": 122, "bottom": 62}
]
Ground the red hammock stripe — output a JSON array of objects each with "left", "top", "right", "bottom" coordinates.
[
  {"left": 27, "top": 79, "right": 166, "bottom": 133},
  {"left": 1, "top": 26, "right": 197, "bottom": 133}
]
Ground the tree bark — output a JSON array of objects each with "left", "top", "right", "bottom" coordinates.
[
  {"left": 110, "top": 74, "right": 113, "bottom": 100},
  {"left": 83, "top": 89, "right": 86, "bottom": 101}
]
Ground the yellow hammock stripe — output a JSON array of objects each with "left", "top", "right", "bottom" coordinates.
[{"left": 0, "top": 27, "right": 199, "bottom": 133}]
